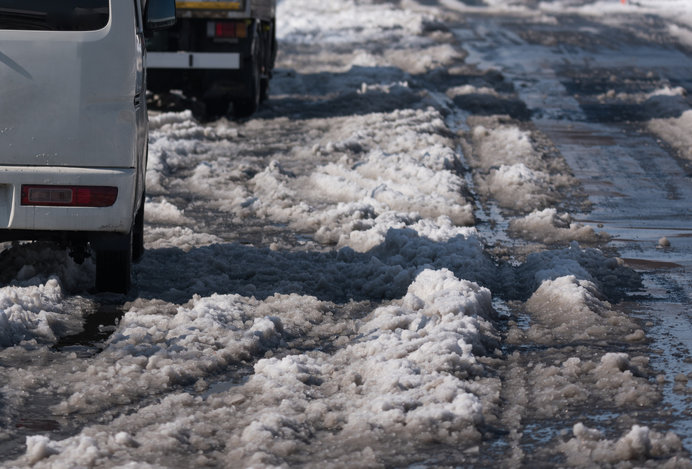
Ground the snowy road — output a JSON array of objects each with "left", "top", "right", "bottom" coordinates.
[
  {"left": 456, "top": 2, "right": 692, "bottom": 456},
  {"left": 1, "top": 0, "right": 691, "bottom": 467}
]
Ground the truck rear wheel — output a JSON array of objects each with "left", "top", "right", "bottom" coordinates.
[
  {"left": 204, "top": 98, "right": 231, "bottom": 118},
  {"left": 233, "top": 61, "right": 260, "bottom": 117},
  {"left": 260, "top": 78, "right": 269, "bottom": 103},
  {"left": 95, "top": 231, "right": 133, "bottom": 293},
  {"left": 233, "top": 24, "right": 261, "bottom": 118}
]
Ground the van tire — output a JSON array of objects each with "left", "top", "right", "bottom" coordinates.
[
  {"left": 133, "top": 200, "right": 145, "bottom": 263},
  {"left": 95, "top": 231, "right": 133, "bottom": 293}
]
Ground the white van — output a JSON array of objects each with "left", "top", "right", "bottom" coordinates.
[{"left": 0, "top": 0, "right": 175, "bottom": 292}]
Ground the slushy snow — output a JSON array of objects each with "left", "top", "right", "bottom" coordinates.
[{"left": 0, "top": 0, "right": 690, "bottom": 467}]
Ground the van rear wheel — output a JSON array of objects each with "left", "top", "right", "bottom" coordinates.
[
  {"left": 95, "top": 231, "right": 132, "bottom": 293},
  {"left": 132, "top": 201, "right": 145, "bottom": 263}
]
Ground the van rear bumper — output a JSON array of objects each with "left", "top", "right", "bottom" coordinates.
[{"left": 0, "top": 166, "right": 137, "bottom": 234}]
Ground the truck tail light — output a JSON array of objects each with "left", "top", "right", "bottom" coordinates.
[
  {"left": 208, "top": 21, "right": 247, "bottom": 38},
  {"left": 21, "top": 185, "right": 118, "bottom": 207}
]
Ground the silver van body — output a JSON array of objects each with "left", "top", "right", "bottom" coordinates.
[{"left": 0, "top": 0, "right": 175, "bottom": 292}]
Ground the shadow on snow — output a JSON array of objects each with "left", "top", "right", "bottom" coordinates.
[{"left": 131, "top": 227, "right": 640, "bottom": 306}]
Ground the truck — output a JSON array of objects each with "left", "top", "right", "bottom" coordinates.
[{"left": 146, "top": 0, "right": 277, "bottom": 118}]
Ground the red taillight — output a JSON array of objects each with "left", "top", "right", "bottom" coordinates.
[
  {"left": 210, "top": 21, "right": 247, "bottom": 38},
  {"left": 21, "top": 185, "right": 118, "bottom": 207}
]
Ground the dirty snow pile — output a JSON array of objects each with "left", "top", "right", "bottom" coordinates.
[
  {"left": 0, "top": 278, "right": 78, "bottom": 348},
  {"left": 649, "top": 110, "right": 692, "bottom": 163},
  {"left": 6, "top": 269, "right": 501, "bottom": 467},
  {"left": 469, "top": 123, "right": 561, "bottom": 211},
  {"left": 464, "top": 117, "right": 607, "bottom": 245},
  {"left": 509, "top": 208, "right": 609, "bottom": 244},
  {"left": 560, "top": 423, "right": 685, "bottom": 466},
  {"left": 0, "top": 244, "right": 96, "bottom": 349},
  {"left": 244, "top": 109, "right": 476, "bottom": 249},
  {"left": 277, "top": 0, "right": 460, "bottom": 75},
  {"left": 451, "top": 0, "right": 692, "bottom": 36}
]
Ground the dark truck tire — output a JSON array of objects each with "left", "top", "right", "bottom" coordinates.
[
  {"left": 261, "top": 20, "right": 276, "bottom": 104},
  {"left": 260, "top": 77, "right": 269, "bottom": 103},
  {"left": 233, "top": 24, "right": 261, "bottom": 118},
  {"left": 94, "top": 230, "right": 133, "bottom": 293},
  {"left": 204, "top": 98, "right": 231, "bottom": 119},
  {"left": 233, "top": 60, "right": 260, "bottom": 117}
]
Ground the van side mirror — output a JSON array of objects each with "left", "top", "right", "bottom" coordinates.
[{"left": 145, "top": 0, "right": 176, "bottom": 31}]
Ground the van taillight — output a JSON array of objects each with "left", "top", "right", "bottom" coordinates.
[{"left": 21, "top": 185, "right": 118, "bottom": 207}]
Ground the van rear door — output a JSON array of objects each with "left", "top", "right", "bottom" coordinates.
[{"left": 0, "top": 0, "right": 140, "bottom": 168}]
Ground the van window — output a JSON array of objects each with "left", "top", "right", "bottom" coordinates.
[{"left": 0, "top": 0, "right": 109, "bottom": 31}]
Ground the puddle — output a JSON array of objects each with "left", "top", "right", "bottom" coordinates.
[
  {"left": 52, "top": 303, "right": 125, "bottom": 356},
  {"left": 622, "top": 258, "right": 684, "bottom": 270},
  {"left": 201, "top": 374, "right": 251, "bottom": 400},
  {"left": 540, "top": 124, "right": 618, "bottom": 146},
  {"left": 625, "top": 273, "right": 692, "bottom": 452},
  {"left": 14, "top": 417, "right": 61, "bottom": 432}
]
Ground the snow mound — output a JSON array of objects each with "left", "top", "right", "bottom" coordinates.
[
  {"left": 14, "top": 269, "right": 500, "bottom": 467},
  {"left": 278, "top": 0, "right": 430, "bottom": 45},
  {"left": 560, "top": 422, "right": 685, "bottom": 466},
  {"left": 518, "top": 352, "right": 659, "bottom": 419},
  {"left": 143, "top": 227, "right": 222, "bottom": 252},
  {"left": 509, "top": 208, "right": 609, "bottom": 245},
  {"left": 144, "top": 198, "right": 191, "bottom": 225},
  {"left": 468, "top": 122, "right": 575, "bottom": 213},
  {"left": 50, "top": 293, "right": 290, "bottom": 415},
  {"left": 0, "top": 278, "right": 82, "bottom": 347},
  {"left": 649, "top": 109, "right": 692, "bottom": 163},
  {"left": 507, "top": 274, "right": 644, "bottom": 348},
  {"left": 486, "top": 163, "right": 550, "bottom": 211},
  {"left": 516, "top": 242, "right": 641, "bottom": 302}
]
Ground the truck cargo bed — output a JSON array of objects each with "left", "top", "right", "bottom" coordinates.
[{"left": 175, "top": 0, "right": 275, "bottom": 21}]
